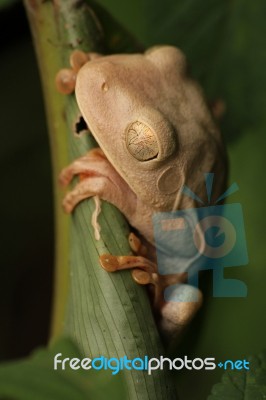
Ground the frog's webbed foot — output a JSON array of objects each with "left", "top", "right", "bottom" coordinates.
[
  {"left": 100, "top": 232, "right": 160, "bottom": 304},
  {"left": 101, "top": 232, "right": 202, "bottom": 341},
  {"left": 59, "top": 148, "right": 136, "bottom": 218},
  {"left": 55, "top": 50, "right": 102, "bottom": 94},
  {"left": 99, "top": 237, "right": 163, "bottom": 309}
]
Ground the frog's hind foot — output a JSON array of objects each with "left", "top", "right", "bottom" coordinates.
[{"left": 99, "top": 252, "right": 163, "bottom": 308}]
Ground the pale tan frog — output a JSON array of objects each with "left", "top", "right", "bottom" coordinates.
[{"left": 56, "top": 46, "right": 227, "bottom": 338}]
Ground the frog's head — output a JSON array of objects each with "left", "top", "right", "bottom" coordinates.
[{"left": 75, "top": 46, "right": 227, "bottom": 211}]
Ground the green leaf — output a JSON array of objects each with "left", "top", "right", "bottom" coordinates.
[
  {"left": 23, "top": 1, "right": 177, "bottom": 398},
  {"left": 208, "top": 351, "right": 266, "bottom": 400},
  {"left": 0, "top": 337, "right": 126, "bottom": 400}
]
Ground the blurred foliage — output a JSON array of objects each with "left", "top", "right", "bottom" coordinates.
[
  {"left": 143, "top": 0, "right": 266, "bottom": 145},
  {"left": 0, "top": 2, "right": 53, "bottom": 361},
  {"left": 0, "top": 0, "right": 18, "bottom": 10},
  {"left": 207, "top": 351, "right": 266, "bottom": 400},
  {"left": 0, "top": 0, "right": 265, "bottom": 399},
  {"left": 0, "top": 337, "right": 125, "bottom": 400}
]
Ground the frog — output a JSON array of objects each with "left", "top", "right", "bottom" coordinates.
[{"left": 56, "top": 46, "right": 227, "bottom": 339}]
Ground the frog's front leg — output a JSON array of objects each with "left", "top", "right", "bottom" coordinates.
[
  {"left": 60, "top": 148, "right": 154, "bottom": 241},
  {"left": 59, "top": 148, "right": 137, "bottom": 218}
]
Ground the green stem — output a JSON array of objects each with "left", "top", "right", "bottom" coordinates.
[{"left": 23, "top": 1, "right": 178, "bottom": 398}]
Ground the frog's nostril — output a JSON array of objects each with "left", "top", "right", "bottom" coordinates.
[{"left": 101, "top": 82, "right": 109, "bottom": 92}]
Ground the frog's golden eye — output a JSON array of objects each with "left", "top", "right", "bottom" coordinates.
[{"left": 126, "top": 121, "right": 159, "bottom": 161}]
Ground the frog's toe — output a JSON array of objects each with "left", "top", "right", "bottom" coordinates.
[
  {"left": 131, "top": 269, "right": 152, "bottom": 285},
  {"left": 59, "top": 166, "right": 74, "bottom": 186},
  {"left": 128, "top": 232, "right": 147, "bottom": 256},
  {"left": 70, "top": 50, "right": 102, "bottom": 72},
  {"left": 62, "top": 176, "right": 104, "bottom": 213},
  {"left": 100, "top": 254, "right": 121, "bottom": 272},
  {"left": 70, "top": 50, "right": 90, "bottom": 72},
  {"left": 55, "top": 68, "right": 76, "bottom": 94}
]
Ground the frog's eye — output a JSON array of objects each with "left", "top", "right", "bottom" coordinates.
[{"left": 126, "top": 121, "right": 159, "bottom": 161}]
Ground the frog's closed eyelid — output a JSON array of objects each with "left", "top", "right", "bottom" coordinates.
[
  {"left": 125, "top": 121, "right": 159, "bottom": 162},
  {"left": 124, "top": 109, "right": 178, "bottom": 164}
]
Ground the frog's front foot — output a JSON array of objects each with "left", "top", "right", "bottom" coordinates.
[
  {"left": 55, "top": 50, "right": 101, "bottom": 94},
  {"left": 59, "top": 147, "right": 137, "bottom": 219}
]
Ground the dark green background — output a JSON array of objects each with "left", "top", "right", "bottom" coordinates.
[
  {"left": 0, "top": 1, "right": 265, "bottom": 399},
  {"left": 0, "top": 2, "right": 53, "bottom": 360}
]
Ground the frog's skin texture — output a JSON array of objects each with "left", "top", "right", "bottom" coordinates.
[{"left": 57, "top": 47, "right": 227, "bottom": 339}]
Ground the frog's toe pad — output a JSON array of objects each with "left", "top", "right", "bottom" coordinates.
[
  {"left": 55, "top": 68, "right": 76, "bottom": 94},
  {"left": 131, "top": 269, "right": 151, "bottom": 285},
  {"left": 100, "top": 254, "right": 120, "bottom": 272}
]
